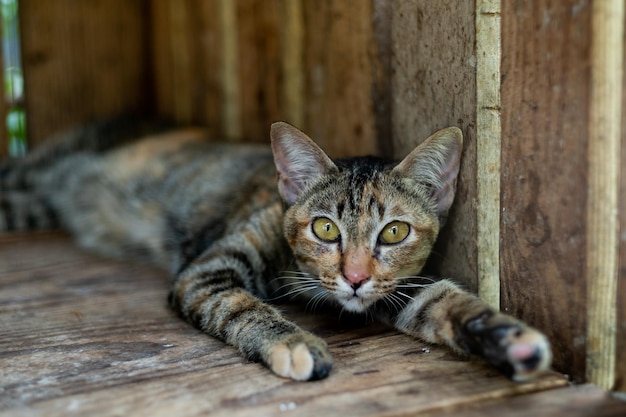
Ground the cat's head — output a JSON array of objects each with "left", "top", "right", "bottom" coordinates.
[{"left": 271, "top": 122, "right": 462, "bottom": 313}]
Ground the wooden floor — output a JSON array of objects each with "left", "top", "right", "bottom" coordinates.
[{"left": 1, "top": 232, "right": 624, "bottom": 417}]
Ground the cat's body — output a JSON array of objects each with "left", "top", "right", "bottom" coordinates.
[{"left": 0, "top": 119, "right": 551, "bottom": 381}]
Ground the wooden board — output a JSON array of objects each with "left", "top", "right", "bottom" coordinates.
[
  {"left": 0, "top": 232, "right": 595, "bottom": 417},
  {"left": 500, "top": 0, "right": 592, "bottom": 383},
  {"left": 617, "top": 9, "right": 626, "bottom": 392},
  {"left": 19, "top": 0, "right": 149, "bottom": 146},
  {"left": 301, "top": 0, "right": 380, "bottom": 158},
  {"left": 390, "top": 0, "right": 478, "bottom": 291}
]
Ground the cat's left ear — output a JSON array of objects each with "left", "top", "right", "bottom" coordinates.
[
  {"left": 393, "top": 127, "right": 463, "bottom": 221},
  {"left": 271, "top": 122, "right": 338, "bottom": 205}
]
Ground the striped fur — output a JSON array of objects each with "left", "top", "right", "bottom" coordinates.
[{"left": 0, "top": 119, "right": 551, "bottom": 381}]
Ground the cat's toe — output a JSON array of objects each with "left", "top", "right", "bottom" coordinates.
[
  {"left": 463, "top": 311, "right": 552, "bottom": 381},
  {"left": 268, "top": 335, "right": 333, "bottom": 381},
  {"left": 506, "top": 328, "right": 552, "bottom": 382}
]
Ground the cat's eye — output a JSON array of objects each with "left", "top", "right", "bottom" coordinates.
[
  {"left": 379, "top": 221, "right": 410, "bottom": 244},
  {"left": 312, "top": 217, "right": 340, "bottom": 242}
]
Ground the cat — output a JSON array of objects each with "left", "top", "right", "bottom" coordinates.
[{"left": 0, "top": 118, "right": 551, "bottom": 381}]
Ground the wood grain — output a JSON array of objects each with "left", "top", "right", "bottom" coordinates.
[
  {"left": 302, "top": 0, "right": 380, "bottom": 158},
  {"left": 616, "top": 5, "right": 626, "bottom": 393},
  {"left": 500, "top": 0, "right": 592, "bottom": 383},
  {"left": 390, "top": 0, "right": 478, "bottom": 291},
  {"left": 0, "top": 233, "right": 581, "bottom": 417},
  {"left": 19, "top": 0, "right": 149, "bottom": 147},
  {"left": 585, "top": 0, "right": 623, "bottom": 390},
  {"left": 150, "top": 0, "right": 223, "bottom": 137}
]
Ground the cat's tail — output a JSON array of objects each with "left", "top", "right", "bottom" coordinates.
[{"left": 0, "top": 115, "right": 173, "bottom": 232}]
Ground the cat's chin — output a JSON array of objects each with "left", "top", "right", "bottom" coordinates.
[{"left": 336, "top": 297, "right": 373, "bottom": 313}]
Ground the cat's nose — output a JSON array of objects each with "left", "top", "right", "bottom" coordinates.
[{"left": 343, "top": 270, "right": 370, "bottom": 288}]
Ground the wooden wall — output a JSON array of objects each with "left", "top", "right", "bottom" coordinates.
[{"left": 9, "top": 0, "right": 625, "bottom": 391}]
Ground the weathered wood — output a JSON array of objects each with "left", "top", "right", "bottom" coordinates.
[
  {"left": 585, "top": 0, "right": 623, "bottom": 390},
  {"left": 500, "top": 1, "right": 592, "bottom": 383},
  {"left": 150, "top": 0, "right": 223, "bottom": 137},
  {"left": 236, "top": 0, "right": 282, "bottom": 142},
  {"left": 475, "top": 0, "right": 501, "bottom": 309},
  {"left": 0, "top": 233, "right": 581, "bottom": 417},
  {"left": 390, "top": 0, "right": 478, "bottom": 291},
  {"left": 419, "top": 385, "right": 626, "bottom": 417},
  {"left": 302, "top": 0, "right": 380, "bottom": 158},
  {"left": 617, "top": 7, "right": 626, "bottom": 393},
  {"left": 19, "top": 0, "right": 149, "bottom": 147}
]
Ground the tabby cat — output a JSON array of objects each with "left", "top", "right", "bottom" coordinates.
[{"left": 0, "top": 119, "right": 551, "bottom": 381}]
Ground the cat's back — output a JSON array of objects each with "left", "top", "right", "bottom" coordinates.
[{"left": 33, "top": 127, "right": 279, "bottom": 267}]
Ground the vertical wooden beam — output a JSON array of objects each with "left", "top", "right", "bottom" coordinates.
[
  {"left": 618, "top": 30, "right": 626, "bottom": 390},
  {"left": 280, "top": 0, "right": 304, "bottom": 130},
  {"left": 19, "top": 0, "right": 149, "bottom": 147},
  {"left": 586, "top": 0, "right": 623, "bottom": 391},
  {"left": 302, "top": 0, "right": 379, "bottom": 158},
  {"left": 391, "top": 0, "right": 478, "bottom": 291},
  {"left": 500, "top": 1, "right": 592, "bottom": 383},
  {"left": 475, "top": 0, "right": 501, "bottom": 308},
  {"left": 220, "top": 0, "right": 240, "bottom": 139},
  {"left": 236, "top": 0, "right": 282, "bottom": 142}
]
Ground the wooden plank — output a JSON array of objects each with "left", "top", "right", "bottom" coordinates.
[
  {"left": 0, "top": 233, "right": 571, "bottom": 417},
  {"left": 419, "top": 385, "right": 626, "bottom": 417},
  {"left": 390, "top": 0, "right": 478, "bottom": 291},
  {"left": 150, "top": 0, "right": 223, "bottom": 137},
  {"left": 302, "top": 0, "right": 379, "bottom": 158},
  {"left": 19, "top": 0, "right": 149, "bottom": 147},
  {"left": 500, "top": 1, "right": 592, "bottom": 383},
  {"left": 616, "top": 4, "right": 626, "bottom": 393},
  {"left": 475, "top": 0, "right": 501, "bottom": 308},
  {"left": 586, "top": 0, "right": 623, "bottom": 390},
  {"left": 236, "top": 0, "right": 282, "bottom": 142}
]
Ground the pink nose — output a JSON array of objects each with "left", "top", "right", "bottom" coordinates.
[{"left": 343, "top": 269, "right": 370, "bottom": 285}]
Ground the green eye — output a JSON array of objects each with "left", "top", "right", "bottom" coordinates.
[
  {"left": 379, "top": 221, "right": 410, "bottom": 244},
  {"left": 312, "top": 217, "right": 340, "bottom": 242}
]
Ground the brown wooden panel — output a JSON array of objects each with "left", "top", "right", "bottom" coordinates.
[
  {"left": 19, "top": 0, "right": 150, "bottom": 147},
  {"left": 302, "top": 0, "right": 380, "bottom": 158},
  {"left": 236, "top": 0, "right": 282, "bottom": 142},
  {"left": 0, "top": 233, "right": 575, "bottom": 416},
  {"left": 616, "top": 14, "right": 626, "bottom": 391},
  {"left": 500, "top": 1, "right": 592, "bottom": 383},
  {"left": 390, "top": 0, "right": 478, "bottom": 291},
  {"left": 150, "top": 0, "right": 222, "bottom": 136}
]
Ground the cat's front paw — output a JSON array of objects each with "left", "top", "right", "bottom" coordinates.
[
  {"left": 267, "top": 333, "right": 333, "bottom": 381},
  {"left": 462, "top": 311, "right": 552, "bottom": 381}
]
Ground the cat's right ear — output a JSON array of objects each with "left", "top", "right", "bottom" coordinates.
[{"left": 271, "top": 122, "right": 337, "bottom": 205}]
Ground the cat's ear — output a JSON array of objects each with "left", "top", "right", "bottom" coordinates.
[
  {"left": 393, "top": 127, "right": 463, "bottom": 220},
  {"left": 271, "top": 122, "right": 337, "bottom": 205}
]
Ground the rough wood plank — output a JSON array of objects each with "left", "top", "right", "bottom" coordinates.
[
  {"left": 390, "top": 0, "right": 478, "bottom": 291},
  {"left": 616, "top": 5, "right": 626, "bottom": 393},
  {"left": 500, "top": 0, "right": 592, "bottom": 383},
  {"left": 236, "top": 0, "right": 282, "bottom": 142},
  {"left": 0, "top": 233, "right": 570, "bottom": 417},
  {"left": 419, "top": 385, "right": 626, "bottom": 417},
  {"left": 19, "top": 0, "right": 149, "bottom": 147},
  {"left": 302, "top": 0, "right": 379, "bottom": 158},
  {"left": 475, "top": 0, "right": 501, "bottom": 308},
  {"left": 585, "top": 0, "right": 623, "bottom": 390},
  {"left": 150, "top": 0, "right": 223, "bottom": 137}
]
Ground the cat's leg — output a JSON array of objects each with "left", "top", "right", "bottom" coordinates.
[
  {"left": 169, "top": 211, "right": 333, "bottom": 381},
  {"left": 390, "top": 279, "right": 551, "bottom": 381}
]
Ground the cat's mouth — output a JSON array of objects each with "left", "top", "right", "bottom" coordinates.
[{"left": 332, "top": 279, "right": 380, "bottom": 313}]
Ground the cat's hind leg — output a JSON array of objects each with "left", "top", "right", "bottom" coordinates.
[{"left": 391, "top": 279, "right": 552, "bottom": 381}]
